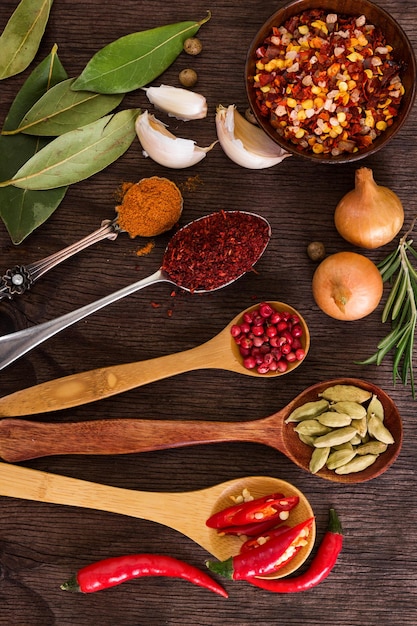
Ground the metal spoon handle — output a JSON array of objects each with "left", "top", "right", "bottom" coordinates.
[
  {"left": 0, "top": 219, "right": 120, "bottom": 301},
  {"left": 0, "top": 269, "right": 168, "bottom": 370}
]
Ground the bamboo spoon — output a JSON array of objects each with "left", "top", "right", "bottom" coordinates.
[
  {"left": 0, "top": 378, "right": 402, "bottom": 483},
  {"left": 0, "top": 302, "right": 308, "bottom": 417},
  {"left": 0, "top": 465, "right": 315, "bottom": 573},
  {"left": 0, "top": 211, "right": 270, "bottom": 371}
]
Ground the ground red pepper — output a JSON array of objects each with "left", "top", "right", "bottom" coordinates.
[
  {"left": 251, "top": 10, "right": 405, "bottom": 156},
  {"left": 60, "top": 553, "right": 228, "bottom": 597},
  {"left": 246, "top": 508, "right": 343, "bottom": 593},
  {"left": 161, "top": 211, "right": 270, "bottom": 292}
]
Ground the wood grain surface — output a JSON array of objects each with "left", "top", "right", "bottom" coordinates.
[{"left": 0, "top": 1, "right": 416, "bottom": 624}]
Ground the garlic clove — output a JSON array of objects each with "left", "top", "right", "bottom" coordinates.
[
  {"left": 135, "top": 111, "right": 216, "bottom": 169},
  {"left": 143, "top": 85, "right": 207, "bottom": 121},
  {"left": 215, "top": 104, "right": 291, "bottom": 169}
]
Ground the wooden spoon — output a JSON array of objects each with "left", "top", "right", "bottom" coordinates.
[
  {"left": 0, "top": 302, "right": 309, "bottom": 417},
  {"left": 0, "top": 465, "right": 315, "bottom": 574},
  {"left": 0, "top": 378, "right": 402, "bottom": 483}
]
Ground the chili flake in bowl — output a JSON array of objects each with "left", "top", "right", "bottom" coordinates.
[{"left": 245, "top": 0, "right": 416, "bottom": 163}]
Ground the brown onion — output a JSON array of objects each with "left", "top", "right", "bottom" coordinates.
[
  {"left": 312, "top": 251, "right": 383, "bottom": 321},
  {"left": 334, "top": 168, "right": 404, "bottom": 249}
]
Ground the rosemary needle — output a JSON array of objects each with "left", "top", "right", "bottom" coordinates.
[{"left": 358, "top": 218, "right": 417, "bottom": 398}]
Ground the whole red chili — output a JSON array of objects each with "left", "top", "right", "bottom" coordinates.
[
  {"left": 246, "top": 508, "right": 343, "bottom": 593},
  {"left": 161, "top": 210, "right": 270, "bottom": 292},
  {"left": 60, "top": 554, "right": 228, "bottom": 598},
  {"left": 205, "top": 517, "right": 313, "bottom": 580},
  {"left": 206, "top": 493, "right": 299, "bottom": 529}
]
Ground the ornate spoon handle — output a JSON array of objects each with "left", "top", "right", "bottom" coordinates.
[{"left": 0, "top": 218, "right": 120, "bottom": 301}]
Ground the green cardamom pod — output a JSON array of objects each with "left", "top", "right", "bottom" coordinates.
[
  {"left": 367, "top": 415, "right": 394, "bottom": 445},
  {"left": 318, "top": 411, "right": 352, "bottom": 427},
  {"left": 335, "top": 454, "right": 378, "bottom": 475},
  {"left": 313, "top": 425, "right": 358, "bottom": 448},
  {"left": 285, "top": 399, "right": 329, "bottom": 423},
  {"left": 332, "top": 401, "right": 367, "bottom": 419},
  {"left": 319, "top": 385, "right": 372, "bottom": 404},
  {"left": 309, "top": 446, "right": 331, "bottom": 474}
]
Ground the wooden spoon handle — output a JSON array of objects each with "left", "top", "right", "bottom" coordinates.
[{"left": 0, "top": 416, "right": 279, "bottom": 462}]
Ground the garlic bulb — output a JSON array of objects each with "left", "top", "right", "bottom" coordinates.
[
  {"left": 143, "top": 85, "right": 207, "bottom": 121},
  {"left": 135, "top": 111, "right": 216, "bottom": 169},
  {"left": 334, "top": 168, "right": 404, "bottom": 249},
  {"left": 215, "top": 104, "right": 290, "bottom": 169}
]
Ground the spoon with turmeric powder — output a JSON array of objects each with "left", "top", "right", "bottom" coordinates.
[
  {"left": 0, "top": 176, "right": 183, "bottom": 301},
  {"left": 0, "top": 210, "right": 271, "bottom": 370}
]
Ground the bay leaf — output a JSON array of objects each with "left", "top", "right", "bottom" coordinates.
[
  {"left": 0, "top": 45, "right": 68, "bottom": 243},
  {"left": 71, "top": 13, "right": 211, "bottom": 94},
  {"left": 3, "top": 109, "right": 140, "bottom": 191},
  {"left": 0, "top": 0, "right": 54, "bottom": 80},
  {"left": 4, "top": 78, "right": 124, "bottom": 136}
]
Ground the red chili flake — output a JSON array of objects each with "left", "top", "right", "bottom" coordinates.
[
  {"left": 161, "top": 211, "right": 270, "bottom": 292},
  {"left": 251, "top": 9, "right": 405, "bottom": 156},
  {"left": 150, "top": 301, "right": 161, "bottom": 309}
]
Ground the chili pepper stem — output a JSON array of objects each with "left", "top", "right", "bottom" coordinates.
[
  {"left": 205, "top": 557, "right": 234, "bottom": 579},
  {"left": 60, "top": 576, "right": 81, "bottom": 592},
  {"left": 328, "top": 508, "right": 343, "bottom": 534}
]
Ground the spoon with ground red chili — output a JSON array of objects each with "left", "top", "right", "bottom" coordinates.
[
  {"left": 0, "top": 210, "right": 270, "bottom": 371},
  {"left": 0, "top": 378, "right": 402, "bottom": 484},
  {"left": 0, "top": 465, "right": 314, "bottom": 571}
]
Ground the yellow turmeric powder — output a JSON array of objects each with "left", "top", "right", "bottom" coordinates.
[{"left": 116, "top": 176, "right": 183, "bottom": 238}]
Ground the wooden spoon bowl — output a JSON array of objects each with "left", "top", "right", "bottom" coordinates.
[
  {"left": 0, "top": 378, "right": 402, "bottom": 483},
  {"left": 0, "top": 465, "right": 315, "bottom": 576}
]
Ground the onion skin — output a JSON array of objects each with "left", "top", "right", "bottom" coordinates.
[
  {"left": 334, "top": 168, "right": 404, "bottom": 249},
  {"left": 312, "top": 251, "right": 383, "bottom": 321}
]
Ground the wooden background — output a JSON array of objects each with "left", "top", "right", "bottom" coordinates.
[{"left": 0, "top": 1, "right": 416, "bottom": 624}]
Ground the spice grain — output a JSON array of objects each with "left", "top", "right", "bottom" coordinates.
[
  {"left": 162, "top": 211, "right": 270, "bottom": 292},
  {"left": 116, "top": 177, "right": 183, "bottom": 238},
  {"left": 252, "top": 10, "right": 405, "bottom": 156}
]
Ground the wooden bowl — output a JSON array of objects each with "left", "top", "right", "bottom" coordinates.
[{"left": 245, "top": 0, "right": 416, "bottom": 164}]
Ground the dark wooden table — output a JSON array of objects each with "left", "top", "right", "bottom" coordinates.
[{"left": 0, "top": 1, "right": 416, "bottom": 624}]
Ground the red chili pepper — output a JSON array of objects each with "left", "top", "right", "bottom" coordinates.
[
  {"left": 219, "top": 516, "right": 286, "bottom": 537},
  {"left": 246, "top": 508, "right": 343, "bottom": 593},
  {"left": 60, "top": 554, "right": 228, "bottom": 598},
  {"left": 206, "top": 493, "right": 298, "bottom": 530},
  {"left": 206, "top": 517, "right": 313, "bottom": 580},
  {"left": 239, "top": 524, "right": 290, "bottom": 552}
]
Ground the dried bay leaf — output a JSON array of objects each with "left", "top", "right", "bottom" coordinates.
[
  {"left": 0, "top": 46, "right": 68, "bottom": 243},
  {"left": 4, "top": 78, "right": 124, "bottom": 136},
  {"left": 71, "top": 13, "right": 211, "bottom": 94},
  {"left": 0, "top": 0, "right": 54, "bottom": 80},
  {"left": 2, "top": 109, "right": 140, "bottom": 190}
]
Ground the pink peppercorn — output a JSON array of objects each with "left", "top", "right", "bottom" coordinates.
[{"left": 231, "top": 303, "right": 306, "bottom": 374}]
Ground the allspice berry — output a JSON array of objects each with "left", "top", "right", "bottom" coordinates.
[
  {"left": 307, "top": 241, "right": 326, "bottom": 262},
  {"left": 183, "top": 37, "right": 203, "bottom": 55},
  {"left": 179, "top": 68, "right": 198, "bottom": 87}
]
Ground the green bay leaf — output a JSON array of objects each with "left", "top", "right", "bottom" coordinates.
[
  {"left": 6, "top": 109, "right": 140, "bottom": 190},
  {"left": 5, "top": 78, "right": 124, "bottom": 136},
  {"left": 0, "top": 46, "right": 68, "bottom": 243},
  {"left": 0, "top": 0, "right": 54, "bottom": 80},
  {"left": 71, "top": 13, "right": 210, "bottom": 94}
]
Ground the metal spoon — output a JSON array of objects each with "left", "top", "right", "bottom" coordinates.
[
  {"left": 0, "top": 218, "right": 121, "bottom": 301},
  {"left": 0, "top": 211, "right": 270, "bottom": 371},
  {"left": 0, "top": 465, "right": 315, "bottom": 570},
  {"left": 0, "top": 378, "right": 402, "bottom": 484},
  {"left": 0, "top": 301, "right": 308, "bottom": 416}
]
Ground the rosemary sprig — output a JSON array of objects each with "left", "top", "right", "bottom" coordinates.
[{"left": 359, "top": 218, "right": 417, "bottom": 398}]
